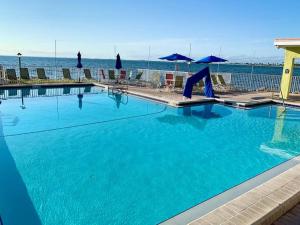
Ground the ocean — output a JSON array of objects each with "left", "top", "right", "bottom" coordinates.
[{"left": 0, "top": 55, "right": 299, "bottom": 75}]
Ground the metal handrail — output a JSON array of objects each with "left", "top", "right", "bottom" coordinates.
[
  {"left": 279, "top": 88, "right": 286, "bottom": 112},
  {"left": 271, "top": 83, "right": 286, "bottom": 114}
]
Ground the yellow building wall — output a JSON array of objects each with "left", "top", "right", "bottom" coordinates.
[{"left": 280, "top": 47, "right": 300, "bottom": 99}]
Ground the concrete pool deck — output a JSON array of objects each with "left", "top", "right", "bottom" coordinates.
[
  {"left": 1, "top": 82, "right": 299, "bottom": 108},
  {"left": 94, "top": 83, "right": 300, "bottom": 109}
]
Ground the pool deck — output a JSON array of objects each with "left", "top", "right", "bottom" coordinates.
[
  {"left": 94, "top": 83, "right": 300, "bottom": 109},
  {"left": 127, "top": 86, "right": 300, "bottom": 108},
  {"left": 2, "top": 81, "right": 299, "bottom": 108}
]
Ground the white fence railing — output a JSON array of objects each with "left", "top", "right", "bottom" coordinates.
[
  {"left": 137, "top": 69, "right": 231, "bottom": 85},
  {"left": 230, "top": 73, "right": 300, "bottom": 93},
  {"left": 140, "top": 69, "right": 300, "bottom": 93},
  {"left": 231, "top": 73, "right": 281, "bottom": 91},
  {"left": 1, "top": 66, "right": 300, "bottom": 93}
]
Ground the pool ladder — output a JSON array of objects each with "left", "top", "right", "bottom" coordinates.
[
  {"left": 271, "top": 86, "right": 286, "bottom": 115},
  {"left": 278, "top": 89, "right": 286, "bottom": 114}
]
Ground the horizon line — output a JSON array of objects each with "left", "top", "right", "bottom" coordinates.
[{"left": 0, "top": 54, "right": 284, "bottom": 64}]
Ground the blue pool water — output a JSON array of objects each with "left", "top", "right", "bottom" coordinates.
[{"left": 0, "top": 86, "right": 300, "bottom": 225}]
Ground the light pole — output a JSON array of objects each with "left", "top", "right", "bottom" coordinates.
[
  {"left": 17, "top": 52, "right": 22, "bottom": 75},
  {"left": 55, "top": 40, "right": 57, "bottom": 79},
  {"left": 17, "top": 52, "right": 22, "bottom": 67}
]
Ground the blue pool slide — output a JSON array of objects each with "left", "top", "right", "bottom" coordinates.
[{"left": 183, "top": 67, "right": 215, "bottom": 98}]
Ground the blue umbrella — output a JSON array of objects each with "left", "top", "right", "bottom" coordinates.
[
  {"left": 159, "top": 53, "right": 193, "bottom": 71},
  {"left": 115, "top": 53, "right": 122, "bottom": 70},
  {"left": 195, "top": 55, "right": 227, "bottom": 64},
  {"left": 159, "top": 53, "right": 193, "bottom": 62},
  {"left": 76, "top": 52, "right": 83, "bottom": 82},
  {"left": 77, "top": 52, "right": 83, "bottom": 68}
]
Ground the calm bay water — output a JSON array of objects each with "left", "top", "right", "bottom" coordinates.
[{"left": 1, "top": 55, "right": 299, "bottom": 75}]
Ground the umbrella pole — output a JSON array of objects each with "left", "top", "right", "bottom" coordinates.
[
  {"left": 188, "top": 43, "right": 192, "bottom": 73},
  {"left": 78, "top": 68, "right": 81, "bottom": 83},
  {"left": 217, "top": 47, "right": 222, "bottom": 75}
]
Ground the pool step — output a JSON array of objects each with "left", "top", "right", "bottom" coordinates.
[{"left": 277, "top": 108, "right": 300, "bottom": 120}]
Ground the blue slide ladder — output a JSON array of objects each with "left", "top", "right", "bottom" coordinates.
[{"left": 183, "top": 67, "right": 214, "bottom": 98}]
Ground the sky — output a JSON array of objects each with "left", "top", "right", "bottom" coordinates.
[{"left": 0, "top": 0, "right": 299, "bottom": 62}]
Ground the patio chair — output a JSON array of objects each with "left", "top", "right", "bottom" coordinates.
[
  {"left": 150, "top": 73, "right": 162, "bottom": 89},
  {"left": 135, "top": 71, "right": 143, "bottom": 80},
  {"left": 98, "top": 69, "right": 106, "bottom": 82},
  {"left": 0, "top": 65, "right": 3, "bottom": 78},
  {"left": 217, "top": 74, "right": 226, "bottom": 85},
  {"left": 84, "top": 69, "right": 93, "bottom": 80},
  {"left": 129, "top": 71, "right": 146, "bottom": 86},
  {"left": 118, "top": 70, "right": 129, "bottom": 85},
  {"left": 210, "top": 74, "right": 227, "bottom": 91},
  {"left": 217, "top": 74, "right": 233, "bottom": 90},
  {"left": 37, "top": 68, "right": 49, "bottom": 80},
  {"left": 165, "top": 73, "right": 175, "bottom": 87},
  {"left": 20, "top": 68, "right": 30, "bottom": 80},
  {"left": 192, "top": 79, "right": 204, "bottom": 93},
  {"left": 174, "top": 76, "right": 184, "bottom": 89},
  {"left": 120, "top": 70, "right": 126, "bottom": 80},
  {"left": 62, "top": 68, "right": 72, "bottom": 80},
  {"left": 5, "top": 69, "right": 18, "bottom": 83},
  {"left": 108, "top": 69, "right": 115, "bottom": 80},
  {"left": 108, "top": 69, "right": 117, "bottom": 84},
  {"left": 199, "top": 79, "right": 204, "bottom": 88},
  {"left": 211, "top": 75, "right": 219, "bottom": 86}
]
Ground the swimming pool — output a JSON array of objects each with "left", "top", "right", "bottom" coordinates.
[{"left": 0, "top": 86, "right": 300, "bottom": 225}]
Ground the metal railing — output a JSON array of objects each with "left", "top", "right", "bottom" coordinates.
[
  {"left": 230, "top": 73, "right": 281, "bottom": 91},
  {"left": 230, "top": 73, "right": 300, "bottom": 92},
  {"left": 1, "top": 65, "right": 300, "bottom": 93},
  {"left": 138, "top": 69, "right": 232, "bottom": 85},
  {"left": 0, "top": 65, "right": 140, "bottom": 81},
  {"left": 139, "top": 69, "right": 300, "bottom": 93}
]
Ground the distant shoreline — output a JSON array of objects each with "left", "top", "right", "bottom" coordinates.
[{"left": 0, "top": 55, "right": 288, "bottom": 67}]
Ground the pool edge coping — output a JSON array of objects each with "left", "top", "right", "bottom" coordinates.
[
  {"left": 160, "top": 156, "right": 300, "bottom": 225},
  {"left": 187, "top": 160, "right": 300, "bottom": 225}
]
